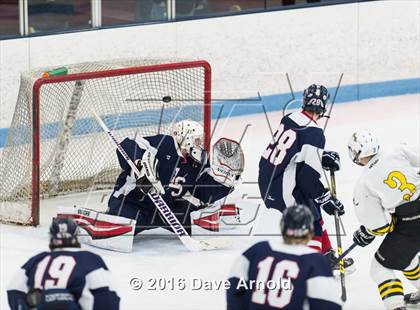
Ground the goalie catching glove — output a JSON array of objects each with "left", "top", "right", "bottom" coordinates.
[
  {"left": 209, "top": 138, "right": 244, "bottom": 188},
  {"left": 133, "top": 150, "right": 165, "bottom": 195}
]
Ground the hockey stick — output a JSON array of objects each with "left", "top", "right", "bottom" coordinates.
[
  {"left": 330, "top": 171, "right": 347, "bottom": 302},
  {"left": 90, "top": 109, "right": 230, "bottom": 251},
  {"left": 331, "top": 242, "right": 357, "bottom": 267}
]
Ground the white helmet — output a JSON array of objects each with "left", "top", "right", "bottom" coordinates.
[
  {"left": 171, "top": 120, "right": 206, "bottom": 163},
  {"left": 347, "top": 130, "right": 380, "bottom": 165}
]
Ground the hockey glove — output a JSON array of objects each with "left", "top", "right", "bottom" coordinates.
[
  {"left": 314, "top": 190, "right": 345, "bottom": 216},
  {"left": 322, "top": 150, "right": 341, "bottom": 172},
  {"left": 209, "top": 138, "right": 244, "bottom": 188},
  {"left": 133, "top": 150, "right": 164, "bottom": 195},
  {"left": 353, "top": 225, "right": 375, "bottom": 247}
]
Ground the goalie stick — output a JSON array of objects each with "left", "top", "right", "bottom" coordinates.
[{"left": 90, "top": 108, "right": 230, "bottom": 251}]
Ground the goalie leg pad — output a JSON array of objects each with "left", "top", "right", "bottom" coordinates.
[
  {"left": 192, "top": 210, "right": 220, "bottom": 232},
  {"left": 190, "top": 203, "right": 242, "bottom": 232},
  {"left": 219, "top": 203, "right": 240, "bottom": 217},
  {"left": 57, "top": 206, "right": 135, "bottom": 253}
]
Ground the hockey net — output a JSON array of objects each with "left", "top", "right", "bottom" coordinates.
[{"left": 0, "top": 59, "right": 211, "bottom": 225}]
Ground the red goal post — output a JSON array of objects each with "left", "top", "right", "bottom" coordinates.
[{"left": 0, "top": 59, "right": 212, "bottom": 226}]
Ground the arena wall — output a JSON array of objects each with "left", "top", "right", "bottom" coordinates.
[{"left": 0, "top": 0, "right": 419, "bottom": 145}]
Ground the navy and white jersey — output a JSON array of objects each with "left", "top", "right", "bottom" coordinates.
[
  {"left": 7, "top": 248, "right": 120, "bottom": 310},
  {"left": 258, "top": 111, "right": 326, "bottom": 212},
  {"left": 227, "top": 240, "right": 342, "bottom": 310},
  {"left": 109, "top": 134, "right": 231, "bottom": 212}
]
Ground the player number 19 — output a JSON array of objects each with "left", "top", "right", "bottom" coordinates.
[
  {"left": 262, "top": 124, "right": 297, "bottom": 165},
  {"left": 34, "top": 255, "right": 76, "bottom": 289}
]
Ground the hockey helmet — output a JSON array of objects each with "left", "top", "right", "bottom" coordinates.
[
  {"left": 281, "top": 204, "right": 314, "bottom": 241},
  {"left": 49, "top": 217, "right": 80, "bottom": 250},
  {"left": 302, "top": 84, "right": 330, "bottom": 115},
  {"left": 171, "top": 120, "right": 206, "bottom": 163},
  {"left": 347, "top": 130, "right": 380, "bottom": 165}
]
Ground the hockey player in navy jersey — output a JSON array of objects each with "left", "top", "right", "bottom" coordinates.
[
  {"left": 107, "top": 119, "right": 244, "bottom": 235},
  {"left": 7, "top": 218, "right": 120, "bottom": 310},
  {"left": 258, "top": 84, "right": 353, "bottom": 269},
  {"left": 227, "top": 204, "right": 342, "bottom": 310}
]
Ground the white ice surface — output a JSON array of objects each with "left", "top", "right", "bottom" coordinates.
[{"left": 1, "top": 94, "right": 419, "bottom": 309}]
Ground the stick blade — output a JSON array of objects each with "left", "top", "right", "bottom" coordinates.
[
  {"left": 182, "top": 236, "right": 232, "bottom": 251},
  {"left": 198, "top": 237, "right": 232, "bottom": 250}
]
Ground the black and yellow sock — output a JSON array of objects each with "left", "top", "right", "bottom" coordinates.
[
  {"left": 378, "top": 279, "right": 404, "bottom": 300},
  {"left": 403, "top": 264, "right": 420, "bottom": 281}
]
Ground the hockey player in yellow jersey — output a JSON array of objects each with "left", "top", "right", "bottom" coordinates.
[{"left": 348, "top": 130, "right": 420, "bottom": 310}]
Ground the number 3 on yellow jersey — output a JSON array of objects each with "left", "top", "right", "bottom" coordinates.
[{"left": 383, "top": 171, "right": 417, "bottom": 201}]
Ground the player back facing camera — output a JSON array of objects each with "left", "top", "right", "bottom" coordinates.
[
  {"left": 227, "top": 203, "right": 343, "bottom": 310},
  {"left": 7, "top": 217, "right": 120, "bottom": 310},
  {"left": 258, "top": 84, "right": 353, "bottom": 272}
]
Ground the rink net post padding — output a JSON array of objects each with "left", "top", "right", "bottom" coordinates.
[{"left": 0, "top": 59, "right": 211, "bottom": 225}]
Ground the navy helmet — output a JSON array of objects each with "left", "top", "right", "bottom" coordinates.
[
  {"left": 281, "top": 204, "right": 314, "bottom": 240},
  {"left": 49, "top": 217, "right": 80, "bottom": 250},
  {"left": 302, "top": 84, "right": 330, "bottom": 115}
]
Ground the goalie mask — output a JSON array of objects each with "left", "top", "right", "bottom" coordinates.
[
  {"left": 347, "top": 130, "right": 380, "bottom": 165},
  {"left": 172, "top": 120, "right": 206, "bottom": 163}
]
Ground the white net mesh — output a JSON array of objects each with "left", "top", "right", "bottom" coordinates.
[{"left": 0, "top": 59, "right": 210, "bottom": 225}]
